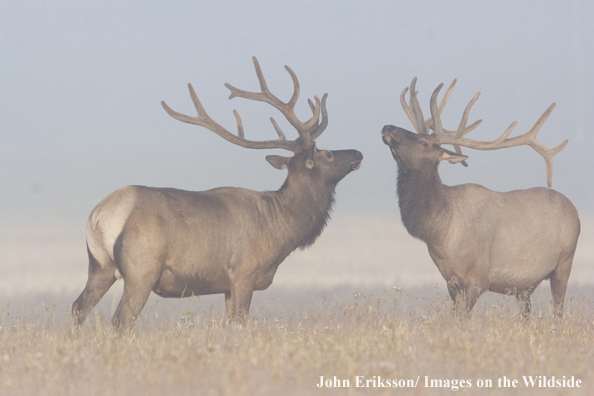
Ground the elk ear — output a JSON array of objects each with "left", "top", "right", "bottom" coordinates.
[
  {"left": 266, "top": 155, "right": 291, "bottom": 170},
  {"left": 440, "top": 148, "right": 468, "bottom": 164}
]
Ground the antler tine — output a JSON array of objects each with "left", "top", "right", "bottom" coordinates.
[
  {"left": 439, "top": 79, "right": 457, "bottom": 114},
  {"left": 429, "top": 83, "right": 445, "bottom": 135},
  {"left": 271, "top": 92, "right": 327, "bottom": 144},
  {"left": 233, "top": 110, "right": 245, "bottom": 139},
  {"left": 459, "top": 119, "right": 483, "bottom": 136},
  {"left": 426, "top": 79, "right": 457, "bottom": 131},
  {"left": 307, "top": 98, "right": 315, "bottom": 113},
  {"left": 309, "top": 93, "right": 329, "bottom": 141},
  {"left": 437, "top": 102, "right": 566, "bottom": 187},
  {"left": 161, "top": 83, "right": 299, "bottom": 152},
  {"left": 523, "top": 103, "right": 567, "bottom": 188},
  {"left": 424, "top": 79, "right": 482, "bottom": 138},
  {"left": 453, "top": 92, "right": 482, "bottom": 139},
  {"left": 252, "top": 56, "right": 272, "bottom": 97},
  {"left": 428, "top": 82, "right": 469, "bottom": 167},
  {"left": 282, "top": 63, "right": 301, "bottom": 110},
  {"left": 246, "top": 56, "right": 301, "bottom": 111},
  {"left": 426, "top": 79, "right": 482, "bottom": 167},
  {"left": 408, "top": 78, "right": 429, "bottom": 134},
  {"left": 269, "top": 117, "right": 287, "bottom": 140},
  {"left": 303, "top": 95, "right": 321, "bottom": 139},
  {"left": 441, "top": 81, "right": 471, "bottom": 167},
  {"left": 400, "top": 87, "right": 419, "bottom": 132},
  {"left": 225, "top": 56, "right": 326, "bottom": 149}
]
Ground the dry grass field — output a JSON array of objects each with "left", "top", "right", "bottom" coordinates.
[
  {"left": 1, "top": 215, "right": 592, "bottom": 395},
  {"left": 0, "top": 286, "right": 592, "bottom": 396}
]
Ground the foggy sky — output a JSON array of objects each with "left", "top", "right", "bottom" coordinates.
[{"left": 1, "top": 0, "right": 593, "bottom": 229}]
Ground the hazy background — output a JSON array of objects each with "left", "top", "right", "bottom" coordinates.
[{"left": 1, "top": 1, "right": 592, "bottom": 302}]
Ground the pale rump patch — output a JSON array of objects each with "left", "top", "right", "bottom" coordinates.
[{"left": 86, "top": 186, "right": 139, "bottom": 263}]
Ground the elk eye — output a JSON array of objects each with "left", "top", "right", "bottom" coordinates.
[
  {"left": 420, "top": 141, "right": 428, "bottom": 148},
  {"left": 324, "top": 151, "right": 334, "bottom": 160}
]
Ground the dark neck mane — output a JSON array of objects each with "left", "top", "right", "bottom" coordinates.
[
  {"left": 275, "top": 179, "right": 336, "bottom": 249},
  {"left": 397, "top": 162, "right": 448, "bottom": 241}
]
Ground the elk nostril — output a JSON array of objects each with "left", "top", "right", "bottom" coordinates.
[{"left": 382, "top": 125, "right": 397, "bottom": 134}]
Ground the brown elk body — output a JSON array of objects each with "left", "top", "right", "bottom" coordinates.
[
  {"left": 72, "top": 58, "right": 362, "bottom": 328},
  {"left": 382, "top": 78, "right": 580, "bottom": 316}
]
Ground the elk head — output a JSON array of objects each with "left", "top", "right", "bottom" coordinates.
[
  {"left": 267, "top": 146, "right": 362, "bottom": 188},
  {"left": 382, "top": 125, "right": 467, "bottom": 171},
  {"left": 382, "top": 77, "right": 567, "bottom": 187}
]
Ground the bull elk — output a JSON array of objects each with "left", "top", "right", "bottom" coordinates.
[
  {"left": 381, "top": 78, "right": 580, "bottom": 317},
  {"left": 72, "top": 57, "right": 362, "bottom": 329}
]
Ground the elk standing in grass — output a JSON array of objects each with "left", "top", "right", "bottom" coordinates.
[
  {"left": 72, "top": 57, "right": 362, "bottom": 329},
  {"left": 381, "top": 78, "right": 579, "bottom": 316}
]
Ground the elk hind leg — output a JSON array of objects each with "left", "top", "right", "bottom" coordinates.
[
  {"left": 111, "top": 267, "right": 162, "bottom": 331},
  {"left": 72, "top": 247, "right": 117, "bottom": 326},
  {"left": 550, "top": 251, "right": 575, "bottom": 318}
]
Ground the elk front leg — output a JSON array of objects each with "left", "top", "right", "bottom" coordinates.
[
  {"left": 516, "top": 291, "right": 532, "bottom": 319},
  {"left": 225, "top": 281, "right": 255, "bottom": 322},
  {"left": 224, "top": 291, "right": 233, "bottom": 318},
  {"left": 447, "top": 275, "right": 486, "bottom": 315}
]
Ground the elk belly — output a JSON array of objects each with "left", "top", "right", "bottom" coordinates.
[
  {"left": 488, "top": 253, "right": 559, "bottom": 294},
  {"left": 152, "top": 268, "right": 230, "bottom": 297},
  {"left": 486, "top": 211, "right": 564, "bottom": 293}
]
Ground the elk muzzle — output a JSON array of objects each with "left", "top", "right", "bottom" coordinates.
[
  {"left": 349, "top": 150, "right": 363, "bottom": 170},
  {"left": 382, "top": 125, "right": 410, "bottom": 146},
  {"left": 382, "top": 125, "right": 398, "bottom": 146}
]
